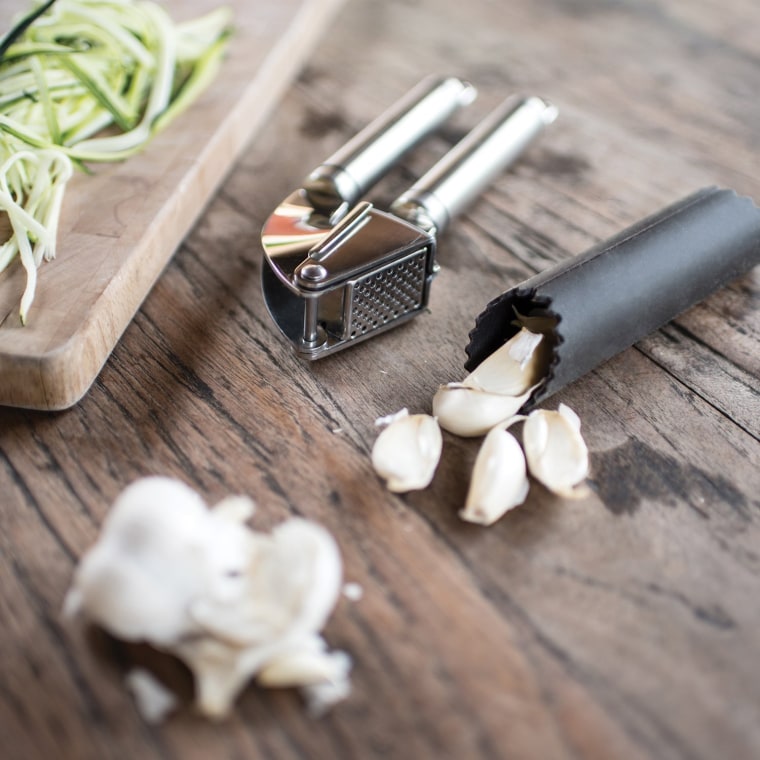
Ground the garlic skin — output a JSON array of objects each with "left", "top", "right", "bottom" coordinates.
[
  {"left": 432, "top": 384, "right": 532, "bottom": 437},
  {"left": 125, "top": 669, "right": 178, "bottom": 725},
  {"left": 523, "top": 404, "right": 590, "bottom": 498},
  {"left": 460, "top": 426, "right": 529, "bottom": 525},
  {"left": 372, "top": 409, "right": 442, "bottom": 492},
  {"left": 65, "top": 477, "right": 350, "bottom": 719}
]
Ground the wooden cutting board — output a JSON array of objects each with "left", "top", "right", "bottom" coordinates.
[{"left": 0, "top": 0, "right": 344, "bottom": 410}]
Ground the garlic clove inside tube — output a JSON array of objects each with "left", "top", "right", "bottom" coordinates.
[
  {"left": 523, "top": 403, "right": 590, "bottom": 498},
  {"left": 371, "top": 409, "right": 443, "bottom": 492},
  {"left": 463, "top": 327, "right": 545, "bottom": 395},
  {"left": 460, "top": 425, "right": 529, "bottom": 525},
  {"left": 432, "top": 384, "right": 533, "bottom": 437}
]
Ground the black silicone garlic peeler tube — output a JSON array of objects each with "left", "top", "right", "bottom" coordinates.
[{"left": 464, "top": 187, "right": 760, "bottom": 406}]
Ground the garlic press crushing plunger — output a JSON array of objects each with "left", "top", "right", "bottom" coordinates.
[{"left": 261, "top": 76, "right": 557, "bottom": 359}]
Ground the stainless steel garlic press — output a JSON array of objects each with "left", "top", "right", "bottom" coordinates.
[{"left": 261, "top": 76, "right": 557, "bottom": 359}]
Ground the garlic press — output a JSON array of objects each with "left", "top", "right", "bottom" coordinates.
[{"left": 261, "top": 76, "right": 557, "bottom": 359}]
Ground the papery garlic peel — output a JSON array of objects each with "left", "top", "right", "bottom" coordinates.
[{"left": 65, "top": 477, "right": 351, "bottom": 719}]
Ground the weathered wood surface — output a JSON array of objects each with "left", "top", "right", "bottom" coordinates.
[
  {"left": 0, "top": 0, "right": 344, "bottom": 410},
  {"left": 2, "top": 0, "right": 759, "bottom": 758}
]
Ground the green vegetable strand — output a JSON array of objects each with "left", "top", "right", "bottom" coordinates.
[{"left": 0, "top": 0, "right": 232, "bottom": 323}]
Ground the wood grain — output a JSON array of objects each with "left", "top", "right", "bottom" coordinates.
[
  {"left": 0, "top": 0, "right": 344, "bottom": 410},
  {"left": 1, "top": 0, "right": 759, "bottom": 759}
]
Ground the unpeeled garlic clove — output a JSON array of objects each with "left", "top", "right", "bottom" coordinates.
[
  {"left": 463, "top": 327, "right": 545, "bottom": 395},
  {"left": 460, "top": 425, "right": 529, "bottom": 525},
  {"left": 523, "top": 403, "right": 590, "bottom": 498},
  {"left": 432, "top": 384, "right": 532, "bottom": 437},
  {"left": 371, "top": 409, "right": 442, "bottom": 492}
]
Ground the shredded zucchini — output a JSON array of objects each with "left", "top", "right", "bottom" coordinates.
[{"left": 0, "top": 0, "right": 231, "bottom": 323}]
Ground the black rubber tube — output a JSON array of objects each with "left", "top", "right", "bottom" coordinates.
[{"left": 464, "top": 187, "right": 760, "bottom": 406}]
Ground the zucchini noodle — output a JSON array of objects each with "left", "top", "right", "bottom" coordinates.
[{"left": 0, "top": 0, "right": 231, "bottom": 323}]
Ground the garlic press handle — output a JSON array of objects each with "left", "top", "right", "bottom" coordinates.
[
  {"left": 391, "top": 96, "right": 558, "bottom": 234},
  {"left": 303, "top": 76, "right": 476, "bottom": 216}
]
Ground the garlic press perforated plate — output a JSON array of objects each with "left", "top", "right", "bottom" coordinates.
[{"left": 261, "top": 76, "right": 557, "bottom": 359}]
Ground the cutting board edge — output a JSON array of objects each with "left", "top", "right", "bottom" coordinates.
[{"left": 0, "top": 0, "right": 347, "bottom": 411}]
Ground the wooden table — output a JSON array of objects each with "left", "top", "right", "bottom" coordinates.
[{"left": 2, "top": 0, "right": 759, "bottom": 758}]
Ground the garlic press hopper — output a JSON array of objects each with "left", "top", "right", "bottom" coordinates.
[{"left": 261, "top": 76, "right": 557, "bottom": 359}]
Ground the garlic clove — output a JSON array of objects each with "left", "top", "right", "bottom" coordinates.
[
  {"left": 460, "top": 426, "right": 530, "bottom": 525},
  {"left": 463, "top": 327, "right": 544, "bottom": 395},
  {"left": 371, "top": 410, "right": 442, "bottom": 492},
  {"left": 432, "top": 384, "right": 533, "bottom": 437},
  {"left": 523, "top": 403, "right": 590, "bottom": 498}
]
